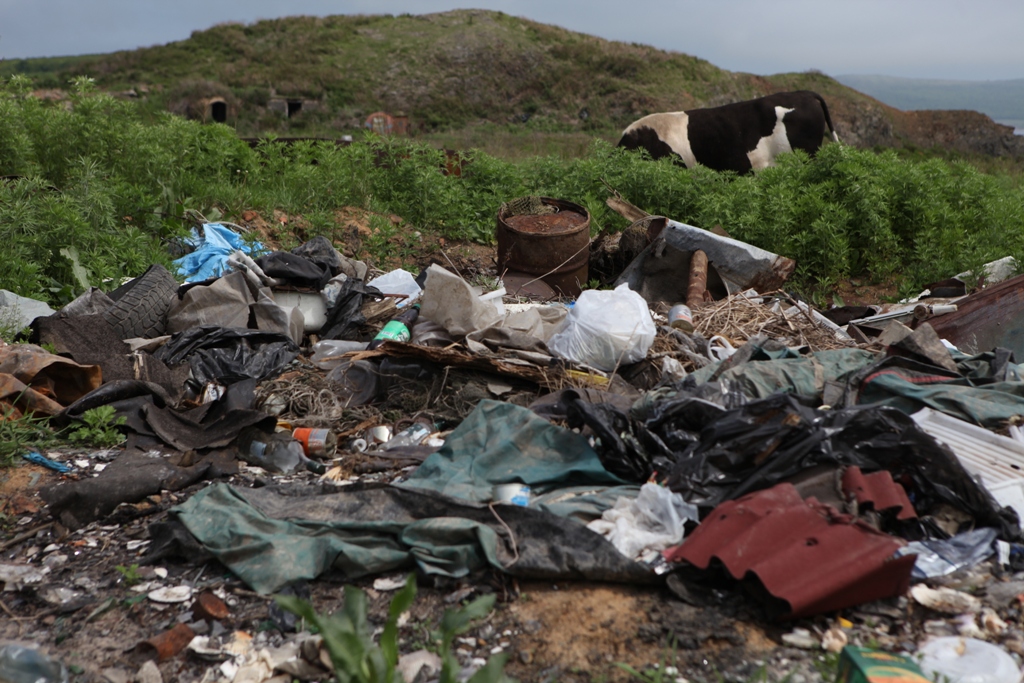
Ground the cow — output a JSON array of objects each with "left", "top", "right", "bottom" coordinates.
[{"left": 617, "top": 90, "right": 839, "bottom": 174}]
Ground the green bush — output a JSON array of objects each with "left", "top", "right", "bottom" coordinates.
[{"left": 3, "top": 76, "right": 1024, "bottom": 302}]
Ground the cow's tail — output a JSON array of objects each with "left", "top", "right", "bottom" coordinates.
[{"left": 814, "top": 92, "right": 840, "bottom": 143}]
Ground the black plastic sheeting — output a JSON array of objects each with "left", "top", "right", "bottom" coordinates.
[
  {"left": 55, "top": 378, "right": 274, "bottom": 452},
  {"left": 290, "top": 236, "right": 345, "bottom": 276},
  {"left": 567, "top": 391, "right": 1021, "bottom": 542},
  {"left": 153, "top": 326, "right": 299, "bottom": 386},
  {"left": 255, "top": 251, "right": 332, "bottom": 290},
  {"left": 320, "top": 280, "right": 383, "bottom": 340}
]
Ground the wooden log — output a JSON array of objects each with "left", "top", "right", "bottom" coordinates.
[{"left": 686, "top": 250, "right": 708, "bottom": 308}]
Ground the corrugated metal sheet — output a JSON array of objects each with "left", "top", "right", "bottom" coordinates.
[
  {"left": 841, "top": 466, "right": 916, "bottom": 520},
  {"left": 911, "top": 408, "right": 1024, "bottom": 487},
  {"left": 664, "top": 483, "right": 915, "bottom": 619},
  {"left": 927, "top": 272, "right": 1024, "bottom": 357}
]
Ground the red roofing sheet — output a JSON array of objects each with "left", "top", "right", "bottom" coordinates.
[
  {"left": 664, "top": 483, "right": 915, "bottom": 619},
  {"left": 841, "top": 466, "right": 917, "bottom": 520}
]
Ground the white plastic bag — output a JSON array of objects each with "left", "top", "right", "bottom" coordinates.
[
  {"left": 587, "top": 483, "right": 699, "bottom": 560},
  {"left": 368, "top": 268, "right": 422, "bottom": 307},
  {"left": 546, "top": 284, "right": 655, "bottom": 372}
]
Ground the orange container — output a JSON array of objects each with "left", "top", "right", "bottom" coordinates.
[{"left": 292, "top": 428, "right": 337, "bottom": 458}]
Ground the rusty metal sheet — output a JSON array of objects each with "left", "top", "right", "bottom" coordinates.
[
  {"left": 841, "top": 466, "right": 917, "bottom": 520},
  {"left": 664, "top": 483, "right": 914, "bottom": 619},
  {"left": 615, "top": 219, "right": 794, "bottom": 302},
  {"left": 928, "top": 273, "right": 1024, "bottom": 358}
]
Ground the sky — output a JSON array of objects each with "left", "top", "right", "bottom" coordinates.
[{"left": 1, "top": 0, "right": 1022, "bottom": 82}]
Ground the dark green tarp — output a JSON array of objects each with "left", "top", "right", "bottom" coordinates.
[{"left": 173, "top": 401, "right": 648, "bottom": 593}]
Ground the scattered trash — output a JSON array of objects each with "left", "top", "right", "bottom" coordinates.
[
  {"left": 22, "top": 451, "right": 73, "bottom": 473},
  {"left": 367, "top": 268, "right": 423, "bottom": 307},
  {"left": 664, "top": 483, "right": 916, "bottom": 619},
  {"left": 292, "top": 427, "right": 337, "bottom": 458},
  {"left": 147, "top": 585, "right": 194, "bottom": 603},
  {"left": 492, "top": 483, "right": 531, "bottom": 507},
  {"left": 587, "top": 482, "right": 698, "bottom": 561},
  {"left": 15, "top": 193, "right": 1024, "bottom": 680},
  {"left": 0, "top": 644, "right": 69, "bottom": 683},
  {"left": 837, "top": 646, "right": 931, "bottom": 683},
  {"left": 137, "top": 623, "right": 197, "bottom": 662},
  {"left": 917, "top": 637, "right": 1021, "bottom": 683},
  {"left": 236, "top": 427, "right": 327, "bottom": 475},
  {"left": 910, "top": 585, "right": 983, "bottom": 614},
  {"left": 368, "top": 302, "right": 420, "bottom": 349}
]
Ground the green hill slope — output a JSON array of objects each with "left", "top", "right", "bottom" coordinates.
[
  {"left": 1, "top": 9, "right": 1021, "bottom": 161},
  {"left": 0, "top": 10, "right": 841, "bottom": 134}
]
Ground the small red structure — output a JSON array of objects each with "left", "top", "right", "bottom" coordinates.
[{"left": 365, "top": 111, "right": 409, "bottom": 136}]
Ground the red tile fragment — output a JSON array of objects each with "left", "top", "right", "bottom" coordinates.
[
  {"left": 841, "top": 466, "right": 917, "bottom": 520},
  {"left": 664, "top": 483, "right": 915, "bottom": 619}
]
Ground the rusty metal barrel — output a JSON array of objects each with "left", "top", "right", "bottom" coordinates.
[{"left": 496, "top": 196, "right": 590, "bottom": 298}]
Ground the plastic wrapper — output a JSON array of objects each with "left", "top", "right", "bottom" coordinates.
[
  {"left": 0, "top": 644, "right": 69, "bottom": 683},
  {"left": 367, "top": 268, "right": 422, "bottom": 307},
  {"left": 587, "top": 483, "right": 699, "bottom": 560},
  {"left": 546, "top": 284, "right": 655, "bottom": 372},
  {"left": 896, "top": 527, "right": 998, "bottom": 578}
]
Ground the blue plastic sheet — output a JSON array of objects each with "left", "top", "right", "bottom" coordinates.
[{"left": 173, "top": 224, "right": 262, "bottom": 283}]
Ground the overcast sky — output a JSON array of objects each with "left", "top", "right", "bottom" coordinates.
[{"left": 1, "top": 0, "right": 1021, "bottom": 81}]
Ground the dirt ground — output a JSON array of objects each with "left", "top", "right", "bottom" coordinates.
[{"left": 0, "top": 454, "right": 854, "bottom": 683}]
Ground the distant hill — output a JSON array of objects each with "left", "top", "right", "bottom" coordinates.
[
  {"left": 1, "top": 10, "right": 1022, "bottom": 158},
  {"left": 835, "top": 74, "right": 1024, "bottom": 130}
]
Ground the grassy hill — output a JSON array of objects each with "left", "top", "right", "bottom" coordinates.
[
  {"left": 0, "top": 10, "right": 849, "bottom": 135},
  {"left": 1, "top": 10, "right": 1021, "bottom": 163}
]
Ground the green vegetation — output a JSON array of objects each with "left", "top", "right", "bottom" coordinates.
[
  {"left": 0, "top": 405, "right": 54, "bottom": 467},
  {"left": 115, "top": 563, "right": 142, "bottom": 586},
  {"left": 0, "top": 10, "right": 782, "bottom": 136},
  {"left": 275, "top": 577, "right": 510, "bottom": 683},
  {"left": 3, "top": 77, "right": 1024, "bottom": 305},
  {"left": 66, "top": 406, "right": 126, "bottom": 448}
]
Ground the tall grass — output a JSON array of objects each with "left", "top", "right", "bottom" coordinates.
[{"left": 3, "top": 77, "right": 1024, "bottom": 304}]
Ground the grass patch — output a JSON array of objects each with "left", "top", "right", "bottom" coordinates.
[{"left": 2, "top": 80, "right": 1024, "bottom": 303}]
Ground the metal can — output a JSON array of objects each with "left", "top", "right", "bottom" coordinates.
[
  {"left": 292, "top": 428, "right": 337, "bottom": 457},
  {"left": 668, "top": 304, "right": 695, "bottom": 332}
]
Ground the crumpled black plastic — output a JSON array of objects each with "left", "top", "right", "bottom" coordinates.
[
  {"left": 571, "top": 391, "right": 1021, "bottom": 542},
  {"left": 290, "top": 236, "right": 344, "bottom": 276},
  {"left": 320, "top": 280, "right": 383, "bottom": 340},
  {"left": 255, "top": 251, "right": 332, "bottom": 290},
  {"left": 153, "top": 326, "right": 299, "bottom": 386}
]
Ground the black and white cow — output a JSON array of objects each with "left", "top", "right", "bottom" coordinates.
[{"left": 617, "top": 90, "right": 839, "bottom": 174}]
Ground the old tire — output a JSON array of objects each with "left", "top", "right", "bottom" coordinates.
[{"left": 102, "top": 264, "right": 179, "bottom": 339}]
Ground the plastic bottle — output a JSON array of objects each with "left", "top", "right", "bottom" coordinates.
[
  {"left": 310, "top": 339, "right": 369, "bottom": 370},
  {"left": 235, "top": 428, "right": 326, "bottom": 475},
  {"left": 0, "top": 644, "right": 69, "bottom": 683},
  {"left": 368, "top": 304, "right": 420, "bottom": 350},
  {"left": 381, "top": 422, "right": 433, "bottom": 451}
]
